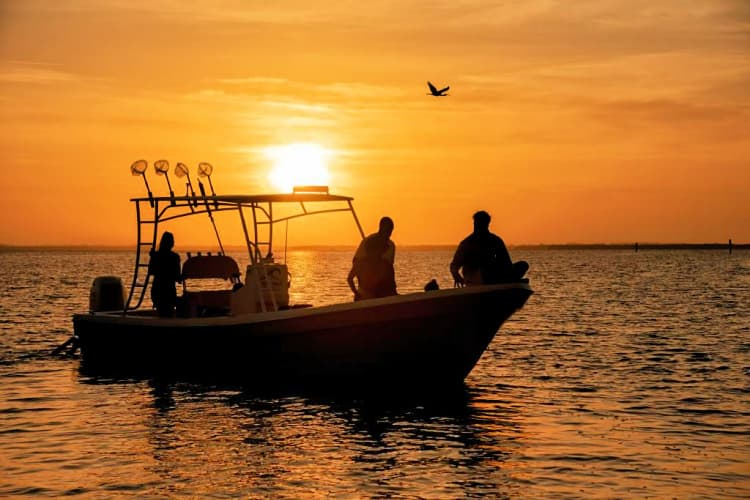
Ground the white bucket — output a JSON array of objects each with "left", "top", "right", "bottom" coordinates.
[{"left": 230, "top": 264, "right": 290, "bottom": 314}]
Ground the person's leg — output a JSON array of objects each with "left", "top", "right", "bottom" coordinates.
[
  {"left": 157, "top": 303, "right": 173, "bottom": 317},
  {"left": 512, "top": 261, "right": 529, "bottom": 280},
  {"left": 157, "top": 290, "right": 177, "bottom": 317}
]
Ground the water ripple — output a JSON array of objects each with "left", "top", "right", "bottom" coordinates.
[{"left": 0, "top": 249, "right": 749, "bottom": 498}]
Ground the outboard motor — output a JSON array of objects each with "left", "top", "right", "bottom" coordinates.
[{"left": 89, "top": 276, "right": 126, "bottom": 312}]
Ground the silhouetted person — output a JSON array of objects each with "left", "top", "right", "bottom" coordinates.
[
  {"left": 347, "top": 217, "right": 397, "bottom": 300},
  {"left": 148, "top": 231, "right": 182, "bottom": 317},
  {"left": 450, "top": 211, "right": 528, "bottom": 286}
]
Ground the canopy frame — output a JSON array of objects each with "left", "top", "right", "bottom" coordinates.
[{"left": 125, "top": 193, "right": 365, "bottom": 311}]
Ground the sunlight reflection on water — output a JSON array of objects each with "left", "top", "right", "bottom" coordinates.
[{"left": 0, "top": 249, "right": 749, "bottom": 498}]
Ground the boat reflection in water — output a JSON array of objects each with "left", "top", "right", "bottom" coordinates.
[
  {"left": 98, "top": 377, "right": 527, "bottom": 498},
  {"left": 73, "top": 162, "right": 532, "bottom": 387}
]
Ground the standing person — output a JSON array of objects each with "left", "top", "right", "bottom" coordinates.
[
  {"left": 148, "top": 231, "right": 182, "bottom": 317},
  {"left": 450, "top": 211, "right": 528, "bottom": 286},
  {"left": 347, "top": 216, "right": 397, "bottom": 300}
]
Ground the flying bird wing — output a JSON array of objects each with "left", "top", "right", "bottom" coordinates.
[
  {"left": 438, "top": 86, "right": 449, "bottom": 94},
  {"left": 427, "top": 81, "right": 438, "bottom": 94}
]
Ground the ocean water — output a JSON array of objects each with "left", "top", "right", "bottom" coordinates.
[{"left": 0, "top": 248, "right": 748, "bottom": 498}]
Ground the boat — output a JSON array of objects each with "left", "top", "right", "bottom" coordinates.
[{"left": 71, "top": 161, "right": 532, "bottom": 386}]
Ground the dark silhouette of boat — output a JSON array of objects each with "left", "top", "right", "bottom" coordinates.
[{"left": 72, "top": 170, "right": 531, "bottom": 386}]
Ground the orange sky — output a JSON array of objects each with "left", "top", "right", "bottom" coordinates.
[{"left": 1, "top": 1, "right": 748, "bottom": 247}]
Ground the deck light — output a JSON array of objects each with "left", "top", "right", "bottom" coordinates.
[
  {"left": 293, "top": 186, "right": 329, "bottom": 194},
  {"left": 175, "top": 162, "right": 198, "bottom": 207},
  {"left": 154, "top": 159, "right": 175, "bottom": 205},
  {"left": 130, "top": 159, "right": 154, "bottom": 207}
]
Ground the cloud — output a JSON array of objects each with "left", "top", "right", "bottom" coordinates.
[
  {"left": 0, "top": 63, "right": 77, "bottom": 84},
  {"left": 215, "top": 76, "right": 290, "bottom": 86},
  {"left": 15, "top": 0, "right": 399, "bottom": 25},
  {"left": 206, "top": 76, "right": 404, "bottom": 100},
  {"left": 260, "top": 100, "right": 333, "bottom": 114},
  {"left": 588, "top": 97, "right": 747, "bottom": 125}
]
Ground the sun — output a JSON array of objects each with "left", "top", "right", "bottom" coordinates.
[{"left": 265, "top": 143, "right": 332, "bottom": 193}]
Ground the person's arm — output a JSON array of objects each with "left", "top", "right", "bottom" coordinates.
[
  {"left": 147, "top": 250, "right": 157, "bottom": 275},
  {"left": 388, "top": 242, "right": 397, "bottom": 293},
  {"left": 347, "top": 265, "right": 360, "bottom": 300},
  {"left": 450, "top": 262, "right": 464, "bottom": 287},
  {"left": 494, "top": 237, "right": 513, "bottom": 269},
  {"left": 385, "top": 240, "right": 395, "bottom": 264},
  {"left": 353, "top": 237, "right": 368, "bottom": 260},
  {"left": 450, "top": 243, "right": 465, "bottom": 287},
  {"left": 348, "top": 239, "right": 367, "bottom": 299},
  {"left": 174, "top": 253, "right": 183, "bottom": 283}
]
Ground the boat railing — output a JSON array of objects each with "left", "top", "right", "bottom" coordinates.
[
  {"left": 248, "top": 258, "right": 278, "bottom": 313},
  {"left": 124, "top": 199, "right": 157, "bottom": 312}
]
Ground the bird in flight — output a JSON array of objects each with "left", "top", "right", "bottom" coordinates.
[{"left": 427, "top": 81, "right": 450, "bottom": 97}]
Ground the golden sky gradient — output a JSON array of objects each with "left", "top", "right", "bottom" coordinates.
[{"left": 1, "top": 0, "right": 748, "bottom": 246}]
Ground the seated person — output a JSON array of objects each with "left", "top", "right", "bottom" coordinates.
[{"left": 450, "top": 211, "right": 529, "bottom": 286}]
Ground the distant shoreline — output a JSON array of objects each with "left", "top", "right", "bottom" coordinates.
[
  {"left": 515, "top": 243, "right": 749, "bottom": 250},
  {"left": 0, "top": 243, "right": 747, "bottom": 252}
]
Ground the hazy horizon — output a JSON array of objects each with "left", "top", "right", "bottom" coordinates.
[{"left": 1, "top": 241, "right": 745, "bottom": 252}]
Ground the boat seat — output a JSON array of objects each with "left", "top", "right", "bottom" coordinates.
[
  {"left": 182, "top": 254, "right": 241, "bottom": 281},
  {"left": 182, "top": 290, "right": 234, "bottom": 317},
  {"left": 181, "top": 255, "right": 241, "bottom": 317}
]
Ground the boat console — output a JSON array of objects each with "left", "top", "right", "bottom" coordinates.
[{"left": 181, "top": 254, "right": 241, "bottom": 317}]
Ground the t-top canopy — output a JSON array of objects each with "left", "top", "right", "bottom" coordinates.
[{"left": 130, "top": 193, "right": 354, "bottom": 204}]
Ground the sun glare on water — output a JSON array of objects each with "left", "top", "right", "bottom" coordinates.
[{"left": 265, "top": 143, "right": 332, "bottom": 193}]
